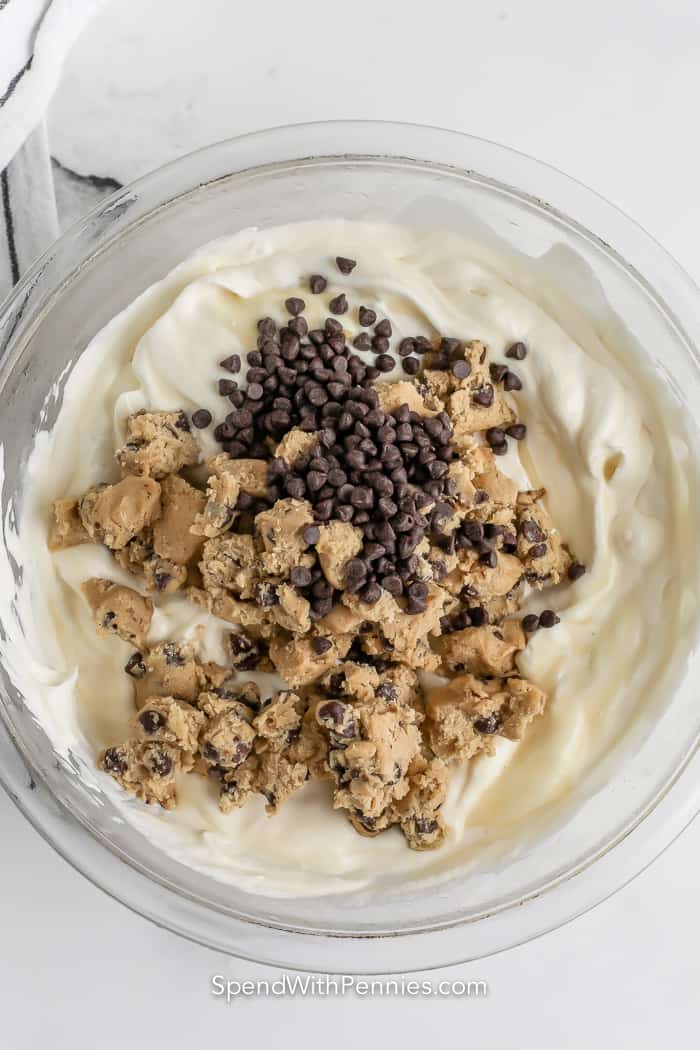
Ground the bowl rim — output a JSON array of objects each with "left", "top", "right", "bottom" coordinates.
[{"left": 0, "top": 118, "right": 698, "bottom": 972}]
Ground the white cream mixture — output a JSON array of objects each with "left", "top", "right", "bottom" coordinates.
[{"left": 2, "top": 221, "right": 699, "bottom": 897}]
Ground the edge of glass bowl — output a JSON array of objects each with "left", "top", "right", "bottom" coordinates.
[{"left": 0, "top": 120, "right": 698, "bottom": 972}]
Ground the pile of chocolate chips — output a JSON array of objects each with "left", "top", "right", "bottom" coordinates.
[
  {"left": 268, "top": 403, "right": 459, "bottom": 613},
  {"left": 211, "top": 289, "right": 383, "bottom": 459}
]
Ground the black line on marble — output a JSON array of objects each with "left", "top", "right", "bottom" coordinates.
[
  {"left": 0, "top": 55, "right": 32, "bottom": 108},
  {"left": 1, "top": 168, "right": 20, "bottom": 284},
  {"left": 51, "top": 156, "right": 123, "bottom": 192}
]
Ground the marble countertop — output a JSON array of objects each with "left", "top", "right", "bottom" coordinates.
[{"left": 2, "top": 0, "right": 698, "bottom": 1046}]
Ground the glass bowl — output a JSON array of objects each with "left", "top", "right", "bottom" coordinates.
[{"left": 0, "top": 121, "right": 698, "bottom": 973}]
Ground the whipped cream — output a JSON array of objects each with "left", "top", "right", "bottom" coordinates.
[{"left": 2, "top": 221, "right": 699, "bottom": 897}]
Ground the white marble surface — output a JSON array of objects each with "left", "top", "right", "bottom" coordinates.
[{"left": 2, "top": 0, "right": 699, "bottom": 1045}]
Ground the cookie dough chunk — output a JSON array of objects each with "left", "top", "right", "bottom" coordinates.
[
  {"left": 274, "top": 428, "right": 317, "bottom": 465},
  {"left": 188, "top": 587, "right": 274, "bottom": 631},
  {"left": 316, "top": 694, "right": 422, "bottom": 826},
  {"left": 254, "top": 690, "right": 306, "bottom": 751},
  {"left": 376, "top": 381, "right": 438, "bottom": 417},
  {"left": 133, "top": 695, "right": 205, "bottom": 767},
  {"left": 191, "top": 473, "right": 239, "bottom": 538},
  {"left": 516, "top": 490, "right": 572, "bottom": 586},
  {"left": 79, "top": 476, "right": 161, "bottom": 549},
  {"left": 116, "top": 411, "right": 199, "bottom": 479},
  {"left": 425, "top": 673, "right": 547, "bottom": 761},
  {"left": 447, "top": 354, "right": 515, "bottom": 443},
  {"left": 114, "top": 529, "right": 154, "bottom": 575},
  {"left": 381, "top": 583, "right": 448, "bottom": 660},
  {"left": 321, "top": 661, "right": 380, "bottom": 705},
  {"left": 82, "top": 578, "right": 153, "bottom": 647},
  {"left": 127, "top": 641, "right": 202, "bottom": 708},
  {"left": 435, "top": 621, "right": 525, "bottom": 676},
  {"left": 199, "top": 533, "right": 258, "bottom": 597},
  {"left": 391, "top": 755, "right": 449, "bottom": 851},
  {"left": 464, "top": 550, "right": 524, "bottom": 600},
  {"left": 152, "top": 474, "right": 205, "bottom": 565},
  {"left": 316, "top": 520, "right": 364, "bottom": 589},
  {"left": 269, "top": 629, "right": 351, "bottom": 687},
  {"left": 254, "top": 498, "right": 315, "bottom": 577},
  {"left": 48, "top": 499, "right": 90, "bottom": 550},
  {"left": 272, "top": 583, "right": 312, "bottom": 634},
  {"left": 142, "top": 555, "right": 188, "bottom": 594},
  {"left": 229, "top": 631, "right": 267, "bottom": 671},
  {"left": 200, "top": 701, "right": 256, "bottom": 773},
  {"left": 208, "top": 454, "right": 268, "bottom": 499},
  {"left": 100, "top": 741, "right": 181, "bottom": 809}
]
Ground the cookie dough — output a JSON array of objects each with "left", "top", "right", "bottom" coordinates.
[
  {"left": 79, "top": 476, "right": 161, "bottom": 549},
  {"left": 81, "top": 578, "right": 153, "bottom": 647},
  {"left": 117, "top": 410, "right": 200, "bottom": 479}
]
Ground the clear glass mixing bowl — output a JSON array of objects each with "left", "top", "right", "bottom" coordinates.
[{"left": 0, "top": 121, "right": 698, "bottom": 972}]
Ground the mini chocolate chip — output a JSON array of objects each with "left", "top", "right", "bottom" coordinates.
[
  {"left": 290, "top": 566, "right": 312, "bottom": 587},
  {"left": 398, "top": 338, "right": 416, "bottom": 357},
  {"left": 139, "top": 710, "right": 166, "bottom": 734},
  {"left": 529, "top": 542, "right": 548, "bottom": 559},
  {"left": 468, "top": 606, "right": 487, "bottom": 627},
  {"left": 354, "top": 332, "right": 372, "bottom": 351},
  {"left": 489, "top": 362, "right": 508, "bottom": 383},
  {"left": 375, "top": 318, "right": 392, "bottom": 338},
  {"left": 452, "top": 360, "right": 471, "bottom": 379},
  {"left": 336, "top": 256, "right": 357, "bottom": 274},
  {"left": 358, "top": 306, "right": 376, "bottom": 327},
  {"left": 103, "top": 747, "right": 128, "bottom": 774},
  {"left": 255, "top": 582, "right": 279, "bottom": 607},
  {"left": 503, "top": 370, "right": 522, "bottom": 391},
  {"left": 474, "top": 713, "right": 502, "bottom": 734},
  {"left": 520, "top": 519, "right": 544, "bottom": 543},
  {"left": 218, "top": 379, "right": 238, "bottom": 396},
  {"left": 506, "top": 341, "right": 528, "bottom": 360},
  {"left": 150, "top": 751, "right": 173, "bottom": 777},
  {"left": 472, "top": 384, "right": 495, "bottom": 407},
  {"left": 360, "top": 580, "right": 382, "bottom": 605},
  {"left": 302, "top": 524, "right": 321, "bottom": 545},
  {"left": 329, "top": 293, "right": 348, "bottom": 315},
  {"left": 506, "top": 423, "right": 527, "bottom": 440},
  {"left": 247, "top": 382, "right": 264, "bottom": 401},
  {"left": 568, "top": 561, "right": 587, "bottom": 581},
  {"left": 124, "top": 652, "right": 146, "bottom": 678},
  {"left": 191, "top": 408, "right": 213, "bottom": 429},
  {"left": 312, "top": 636, "right": 333, "bottom": 655},
  {"left": 220, "top": 354, "right": 241, "bottom": 373},
  {"left": 522, "top": 613, "right": 540, "bottom": 632},
  {"left": 309, "top": 274, "right": 327, "bottom": 294},
  {"left": 480, "top": 549, "right": 498, "bottom": 568},
  {"left": 318, "top": 700, "right": 347, "bottom": 725},
  {"left": 539, "top": 609, "right": 560, "bottom": 628},
  {"left": 402, "top": 357, "right": 420, "bottom": 375},
  {"left": 285, "top": 296, "right": 306, "bottom": 316}
]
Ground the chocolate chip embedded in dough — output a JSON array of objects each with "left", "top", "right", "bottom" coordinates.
[
  {"left": 124, "top": 652, "right": 146, "bottom": 678},
  {"left": 521, "top": 519, "right": 546, "bottom": 543},
  {"left": 473, "top": 713, "right": 502, "bottom": 734},
  {"left": 472, "top": 384, "right": 495, "bottom": 407},
  {"left": 529, "top": 542, "right": 548, "bottom": 559},
  {"left": 103, "top": 747, "right": 128, "bottom": 774},
  {"left": 451, "top": 360, "right": 471, "bottom": 379},
  {"left": 138, "top": 710, "right": 167, "bottom": 734},
  {"left": 312, "top": 636, "right": 333, "bottom": 655}
]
